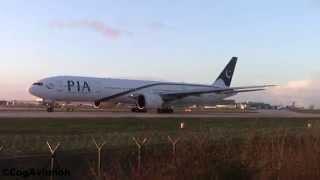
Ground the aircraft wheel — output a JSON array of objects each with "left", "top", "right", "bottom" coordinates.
[
  {"left": 47, "top": 107, "right": 54, "bottom": 112},
  {"left": 131, "top": 107, "right": 147, "bottom": 113},
  {"left": 157, "top": 108, "right": 174, "bottom": 114}
]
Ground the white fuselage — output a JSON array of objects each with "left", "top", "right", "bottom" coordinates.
[{"left": 29, "top": 76, "right": 235, "bottom": 107}]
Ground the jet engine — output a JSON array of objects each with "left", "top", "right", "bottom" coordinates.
[
  {"left": 136, "top": 94, "right": 164, "bottom": 110},
  {"left": 94, "top": 101, "right": 101, "bottom": 107}
]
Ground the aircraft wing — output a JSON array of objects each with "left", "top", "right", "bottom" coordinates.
[{"left": 160, "top": 85, "right": 276, "bottom": 101}]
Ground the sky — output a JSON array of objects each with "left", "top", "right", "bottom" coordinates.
[{"left": 0, "top": 0, "right": 319, "bottom": 107}]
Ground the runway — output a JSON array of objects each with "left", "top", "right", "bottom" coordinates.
[{"left": 0, "top": 110, "right": 320, "bottom": 118}]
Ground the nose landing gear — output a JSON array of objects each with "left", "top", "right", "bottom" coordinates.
[{"left": 45, "top": 102, "right": 55, "bottom": 112}]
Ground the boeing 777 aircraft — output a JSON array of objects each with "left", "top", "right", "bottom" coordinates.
[{"left": 29, "top": 57, "right": 274, "bottom": 113}]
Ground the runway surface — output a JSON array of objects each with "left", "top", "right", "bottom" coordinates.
[{"left": 0, "top": 110, "right": 320, "bottom": 118}]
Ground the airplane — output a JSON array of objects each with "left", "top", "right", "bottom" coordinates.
[{"left": 29, "top": 57, "right": 274, "bottom": 113}]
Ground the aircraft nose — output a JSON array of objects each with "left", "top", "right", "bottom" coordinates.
[{"left": 29, "top": 86, "right": 36, "bottom": 95}]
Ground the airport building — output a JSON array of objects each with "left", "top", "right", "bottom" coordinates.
[{"left": 0, "top": 100, "right": 8, "bottom": 106}]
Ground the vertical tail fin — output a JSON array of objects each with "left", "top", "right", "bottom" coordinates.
[{"left": 212, "top": 57, "right": 238, "bottom": 88}]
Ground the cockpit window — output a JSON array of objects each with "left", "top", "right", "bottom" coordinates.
[{"left": 33, "top": 82, "right": 43, "bottom": 86}]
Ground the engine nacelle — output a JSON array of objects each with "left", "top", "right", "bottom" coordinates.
[
  {"left": 94, "top": 101, "right": 101, "bottom": 107},
  {"left": 136, "top": 94, "right": 163, "bottom": 110}
]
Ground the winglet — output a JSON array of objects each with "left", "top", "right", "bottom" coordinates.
[{"left": 213, "top": 57, "right": 237, "bottom": 87}]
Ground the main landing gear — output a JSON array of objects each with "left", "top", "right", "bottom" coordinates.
[
  {"left": 131, "top": 107, "right": 148, "bottom": 113},
  {"left": 157, "top": 108, "right": 174, "bottom": 114},
  {"left": 131, "top": 107, "right": 174, "bottom": 113}
]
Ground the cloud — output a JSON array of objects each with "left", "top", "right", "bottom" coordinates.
[
  {"left": 235, "top": 79, "right": 320, "bottom": 108},
  {"left": 50, "top": 20, "right": 128, "bottom": 39}
]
